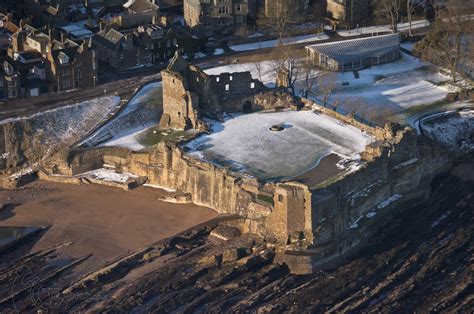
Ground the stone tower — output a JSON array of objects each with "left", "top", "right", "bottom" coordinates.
[{"left": 159, "top": 51, "right": 199, "bottom": 130}]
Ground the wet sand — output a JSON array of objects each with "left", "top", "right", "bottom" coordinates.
[{"left": 0, "top": 181, "right": 217, "bottom": 271}]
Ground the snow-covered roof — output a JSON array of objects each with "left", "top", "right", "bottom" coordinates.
[
  {"left": 61, "top": 24, "right": 94, "bottom": 39},
  {"left": 307, "top": 33, "right": 400, "bottom": 63}
]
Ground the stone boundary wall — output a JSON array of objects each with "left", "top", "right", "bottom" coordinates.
[{"left": 300, "top": 98, "right": 378, "bottom": 136}]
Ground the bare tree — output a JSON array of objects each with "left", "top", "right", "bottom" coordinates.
[
  {"left": 374, "top": 0, "right": 402, "bottom": 33},
  {"left": 406, "top": 0, "right": 416, "bottom": 37},
  {"left": 343, "top": 96, "right": 369, "bottom": 120},
  {"left": 316, "top": 71, "right": 337, "bottom": 107},
  {"left": 254, "top": 62, "right": 263, "bottom": 82},
  {"left": 299, "top": 58, "right": 319, "bottom": 98},
  {"left": 419, "top": 0, "right": 473, "bottom": 82},
  {"left": 273, "top": 45, "right": 301, "bottom": 96},
  {"left": 265, "top": 0, "right": 295, "bottom": 44},
  {"left": 369, "top": 106, "right": 397, "bottom": 126}
]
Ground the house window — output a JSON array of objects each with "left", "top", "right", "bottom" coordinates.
[
  {"left": 225, "top": 84, "right": 230, "bottom": 91},
  {"left": 278, "top": 195, "right": 283, "bottom": 202},
  {"left": 62, "top": 79, "right": 71, "bottom": 89},
  {"left": 250, "top": 82, "right": 255, "bottom": 89},
  {"left": 76, "top": 69, "right": 82, "bottom": 79},
  {"left": 216, "top": 77, "right": 220, "bottom": 82},
  {"left": 229, "top": 75, "right": 233, "bottom": 81}
]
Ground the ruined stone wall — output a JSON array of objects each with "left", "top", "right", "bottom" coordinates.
[
  {"left": 160, "top": 70, "right": 201, "bottom": 130},
  {"left": 161, "top": 56, "right": 268, "bottom": 127},
  {"left": 263, "top": 120, "right": 451, "bottom": 251},
  {"left": 188, "top": 67, "right": 266, "bottom": 115},
  {"left": 266, "top": 182, "right": 312, "bottom": 243},
  {"left": 42, "top": 102, "right": 450, "bottom": 260},
  {"left": 64, "top": 142, "right": 269, "bottom": 219},
  {"left": 310, "top": 130, "right": 450, "bottom": 248}
]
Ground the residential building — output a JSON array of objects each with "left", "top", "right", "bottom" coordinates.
[
  {"left": 0, "top": 58, "right": 21, "bottom": 99},
  {"left": 46, "top": 39, "right": 98, "bottom": 92},
  {"left": 184, "top": 0, "right": 255, "bottom": 35},
  {"left": 93, "top": 22, "right": 198, "bottom": 71},
  {"left": 327, "top": 0, "right": 369, "bottom": 24},
  {"left": 117, "top": 0, "right": 160, "bottom": 28},
  {"left": 306, "top": 33, "right": 400, "bottom": 72}
]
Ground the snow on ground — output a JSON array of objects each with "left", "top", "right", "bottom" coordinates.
[
  {"left": 204, "top": 60, "right": 277, "bottom": 86},
  {"left": 185, "top": 110, "right": 373, "bottom": 181},
  {"left": 1, "top": 96, "right": 121, "bottom": 147},
  {"left": 421, "top": 108, "right": 474, "bottom": 151},
  {"left": 77, "top": 168, "right": 138, "bottom": 184},
  {"left": 377, "top": 194, "right": 402, "bottom": 209},
  {"left": 101, "top": 125, "right": 155, "bottom": 151},
  {"left": 81, "top": 82, "right": 162, "bottom": 148},
  {"left": 230, "top": 33, "right": 329, "bottom": 52},
  {"left": 0, "top": 96, "right": 120, "bottom": 127},
  {"left": 337, "top": 20, "right": 430, "bottom": 37},
  {"left": 213, "top": 48, "right": 224, "bottom": 56},
  {"left": 206, "top": 53, "right": 450, "bottom": 112},
  {"left": 431, "top": 211, "right": 451, "bottom": 228},
  {"left": 1, "top": 96, "right": 120, "bottom": 176},
  {"left": 401, "top": 42, "right": 415, "bottom": 51}
]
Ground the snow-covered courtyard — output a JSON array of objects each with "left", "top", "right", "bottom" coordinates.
[{"left": 185, "top": 111, "right": 373, "bottom": 181}]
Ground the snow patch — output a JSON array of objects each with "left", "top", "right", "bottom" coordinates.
[
  {"left": 77, "top": 168, "right": 138, "bottom": 184},
  {"left": 230, "top": 33, "right": 329, "bottom": 52},
  {"left": 394, "top": 158, "right": 418, "bottom": 170},
  {"left": 377, "top": 194, "right": 402, "bottom": 209},
  {"left": 431, "top": 211, "right": 451, "bottom": 228},
  {"left": 366, "top": 211, "right": 377, "bottom": 218},
  {"left": 143, "top": 183, "right": 176, "bottom": 192},
  {"left": 349, "top": 215, "right": 364, "bottom": 229}
]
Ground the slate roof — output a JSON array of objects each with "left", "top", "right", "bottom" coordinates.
[
  {"left": 51, "top": 46, "right": 81, "bottom": 65},
  {"left": 127, "top": 0, "right": 158, "bottom": 13},
  {"left": 93, "top": 28, "right": 126, "bottom": 51},
  {"left": 306, "top": 33, "right": 400, "bottom": 63}
]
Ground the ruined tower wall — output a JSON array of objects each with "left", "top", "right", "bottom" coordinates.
[{"left": 160, "top": 71, "right": 190, "bottom": 129}]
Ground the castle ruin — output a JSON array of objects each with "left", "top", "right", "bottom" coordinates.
[
  {"left": 0, "top": 56, "right": 455, "bottom": 274},
  {"left": 160, "top": 52, "right": 267, "bottom": 130}
]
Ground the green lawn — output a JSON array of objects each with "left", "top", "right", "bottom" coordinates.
[{"left": 137, "top": 126, "right": 196, "bottom": 147}]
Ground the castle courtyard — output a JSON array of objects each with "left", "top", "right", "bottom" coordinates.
[{"left": 185, "top": 110, "right": 373, "bottom": 181}]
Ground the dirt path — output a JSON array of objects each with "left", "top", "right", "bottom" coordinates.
[{"left": 0, "top": 181, "right": 217, "bottom": 273}]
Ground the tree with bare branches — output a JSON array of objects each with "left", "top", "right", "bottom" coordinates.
[
  {"left": 265, "top": 0, "right": 295, "bottom": 44},
  {"left": 406, "top": 0, "right": 416, "bottom": 37},
  {"left": 315, "top": 71, "right": 337, "bottom": 107},
  {"left": 273, "top": 45, "right": 301, "bottom": 96},
  {"left": 417, "top": 0, "right": 473, "bottom": 82},
  {"left": 373, "top": 0, "right": 402, "bottom": 33},
  {"left": 299, "top": 58, "right": 320, "bottom": 98}
]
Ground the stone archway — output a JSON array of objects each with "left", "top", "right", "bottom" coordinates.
[{"left": 243, "top": 101, "right": 252, "bottom": 113}]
